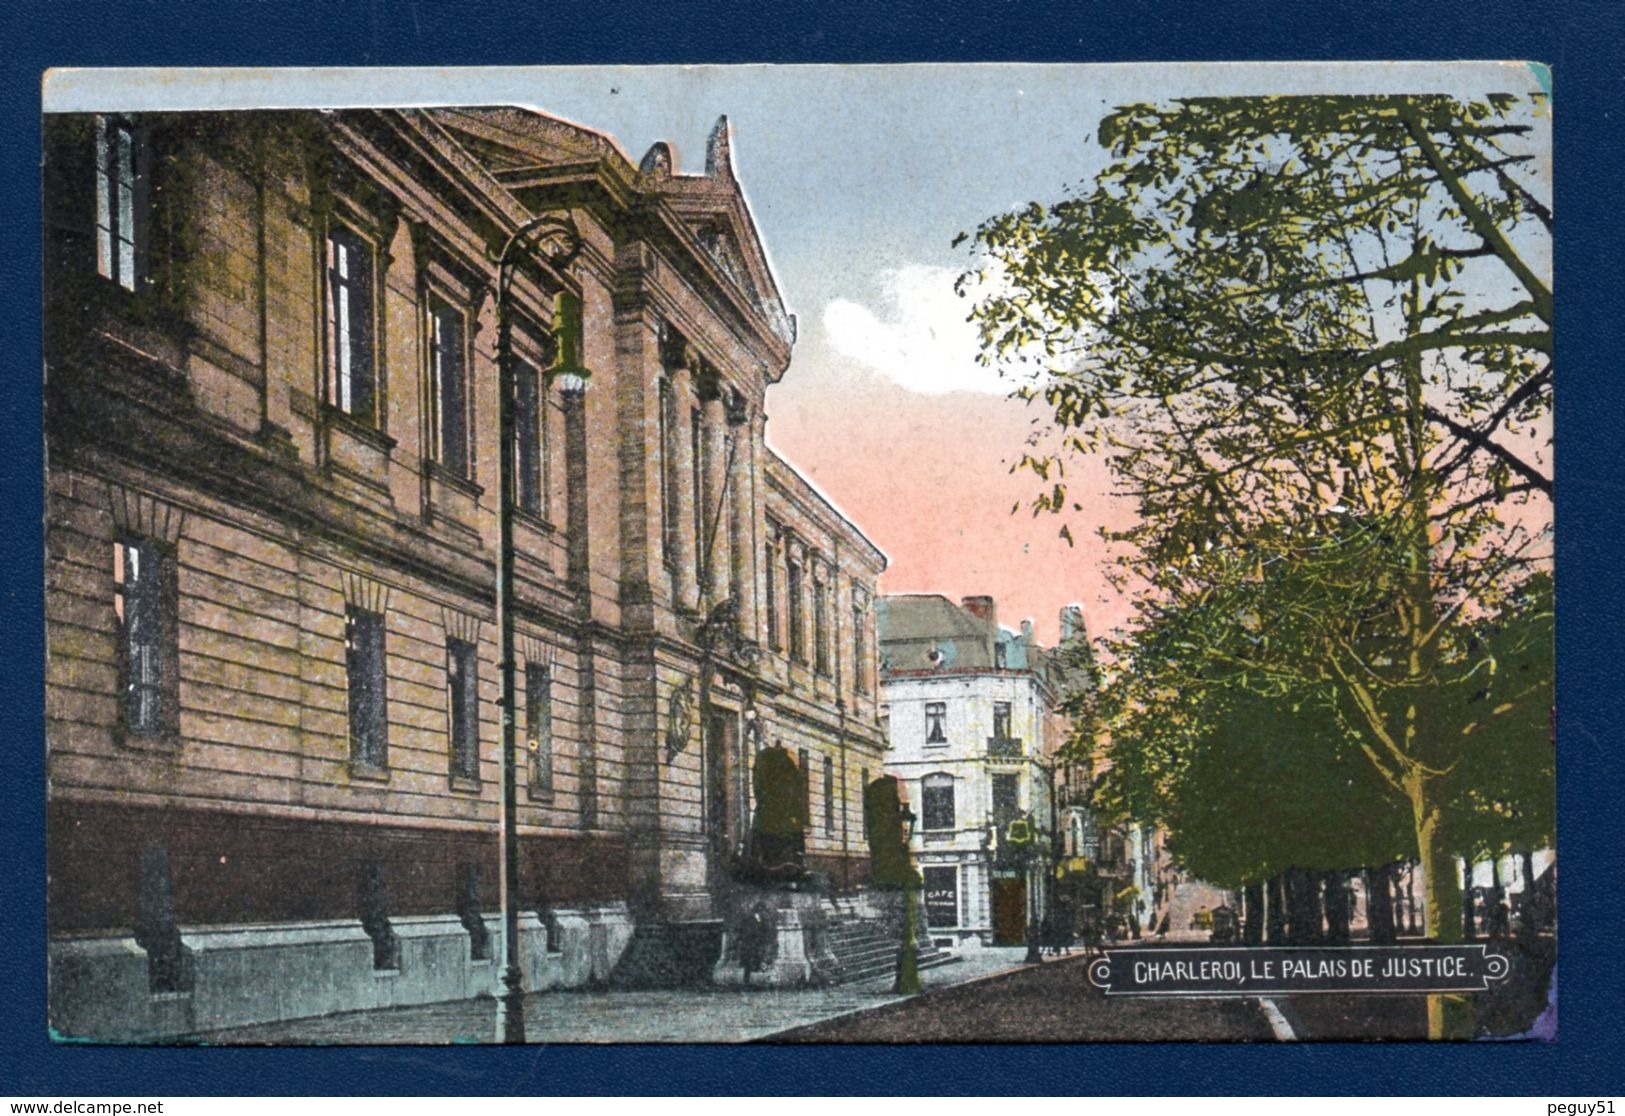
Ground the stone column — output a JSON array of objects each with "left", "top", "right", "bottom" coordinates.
[
  {"left": 748, "top": 410, "right": 769, "bottom": 649},
  {"left": 728, "top": 400, "right": 756, "bottom": 643},
  {"left": 663, "top": 329, "right": 701, "bottom": 614},
  {"left": 698, "top": 371, "right": 730, "bottom": 610}
]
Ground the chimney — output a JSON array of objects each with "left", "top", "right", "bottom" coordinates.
[
  {"left": 1020, "top": 619, "right": 1035, "bottom": 645},
  {"left": 960, "top": 595, "right": 996, "bottom": 628}
]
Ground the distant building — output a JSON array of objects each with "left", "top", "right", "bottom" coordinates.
[
  {"left": 1045, "top": 604, "right": 1180, "bottom": 941},
  {"left": 877, "top": 595, "right": 1084, "bottom": 948},
  {"left": 44, "top": 106, "right": 886, "bottom": 1038}
]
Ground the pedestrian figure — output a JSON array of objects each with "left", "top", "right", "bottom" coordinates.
[{"left": 1079, "top": 914, "right": 1104, "bottom": 960}]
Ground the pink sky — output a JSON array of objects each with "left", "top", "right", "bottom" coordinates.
[{"left": 766, "top": 361, "right": 1138, "bottom": 648}]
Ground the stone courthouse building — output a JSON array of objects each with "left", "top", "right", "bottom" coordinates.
[{"left": 44, "top": 107, "right": 887, "bottom": 1037}]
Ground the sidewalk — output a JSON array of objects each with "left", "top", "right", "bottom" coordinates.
[{"left": 193, "top": 947, "right": 1036, "bottom": 1044}]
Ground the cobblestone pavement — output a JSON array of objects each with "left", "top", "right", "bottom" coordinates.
[
  {"left": 769, "top": 936, "right": 1559, "bottom": 1043},
  {"left": 194, "top": 948, "right": 1036, "bottom": 1045},
  {"left": 767, "top": 953, "right": 1277, "bottom": 1042}
]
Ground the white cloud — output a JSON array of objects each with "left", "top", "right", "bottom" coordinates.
[{"left": 822, "top": 264, "right": 1036, "bottom": 396}]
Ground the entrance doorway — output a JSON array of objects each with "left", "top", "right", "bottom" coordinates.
[{"left": 992, "top": 877, "right": 1027, "bottom": 945}]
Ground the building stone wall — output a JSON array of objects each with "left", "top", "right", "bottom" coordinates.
[{"left": 44, "top": 106, "right": 885, "bottom": 1034}]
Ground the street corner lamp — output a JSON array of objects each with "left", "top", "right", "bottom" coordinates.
[
  {"left": 547, "top": 287, "right": 592, "bottom": 398},
  {"left": 895, "top": 801, "right": 923, "bottom": 995},
  {"left": 491, "top": 208, "right": 582, "bottom": 1046}
]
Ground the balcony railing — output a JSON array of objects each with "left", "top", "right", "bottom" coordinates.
[{"left": 986, "top": 735, "right": 1023, "bottom": 759}]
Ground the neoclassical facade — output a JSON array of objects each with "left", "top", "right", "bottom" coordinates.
[{"left": 44, "top": 106, "right": 885, "bottom": 1037}]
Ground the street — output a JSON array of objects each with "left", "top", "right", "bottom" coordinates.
[
  {"left": 768, "top": 953, "right": 1275, "bottom": 1042},
  {"left": 192, "top": 948, "right": 1032, "bottom": 1044},
  {"left": 187, "top": 934, "right": 1554, "bottom": 1045},
  {"left": 773, "top": 938, "right": 1555, "bottom": 1043}
]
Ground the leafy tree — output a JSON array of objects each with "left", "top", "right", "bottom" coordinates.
[
  {"left": 1444, "top": 571, "right": 1555, "bottom": 864},
  {"left": 961, "top": 94, "right": 1551, "bottom": 1038},
  {"left": 1091, "top": 632, "right": 1413, "bottom": 895}
]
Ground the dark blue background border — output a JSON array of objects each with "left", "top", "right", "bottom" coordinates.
[{"left": 5, "top": 0, "right": 1620, "bottom": 1097}]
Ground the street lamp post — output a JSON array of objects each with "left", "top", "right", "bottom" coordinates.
[
  {"left": 491, "top": 211, "right": 581, "bottom": 1045},
  {"left": 1023, "top": 830, "right": 1045, "bottom": 965},
  {"left": 895, "top": 803, "right": 922, "bottom": 995}
]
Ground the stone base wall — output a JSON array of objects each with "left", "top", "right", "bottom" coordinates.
[{"left": 48, "top": 906, "right": 633, "bottom": 1042}]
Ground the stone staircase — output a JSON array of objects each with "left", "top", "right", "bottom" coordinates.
[{"left": 813, "top": 896, "right": 956, "bottom": 986}]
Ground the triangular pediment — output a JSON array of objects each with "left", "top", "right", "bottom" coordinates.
[
  {"left": 637, "top": 116, "right": 794, "bottom": 346},
  {"left": 425, "top": 108, "right": 795, "bottom": 348}
]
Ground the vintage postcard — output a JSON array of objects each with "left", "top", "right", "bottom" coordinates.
[{"left": 42, "top": 63, "right": 1553, "bottom": 1044}]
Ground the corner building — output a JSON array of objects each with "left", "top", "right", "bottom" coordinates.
[
  {"left": 877, "top": 595, "right": 1083, "bottom": 949},
  {"left": 44, "top": 107, "right": 886, "bottom": 1038}
]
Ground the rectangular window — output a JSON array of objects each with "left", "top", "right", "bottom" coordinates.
[
  {"left": 765, "top": 535, "right": 780, "bottom": 650},
  {"left": 992, "top": 773, "right": 1021, "bottom": 829},
  {"left": 799, "top": 747, "right": 811, "bottom": 830},
  {"left": 431, "top": 301, "right": 469, "bottom": 478},
  {"left": 325, "top": 227, "right": 376, "bottom": 421},
  {"left": 922, "top": 773, "right": 955, "bottom": 831},
  {"left": 787, "top": 558, "right": 805, "bottom": 663},
  {"left": 95, "top": 114, "right": 146, "bottom": 291},
  {"left": 923, "top": 865, "right": 959, "bottom": 928},
  {"left": 813, "top": 578, "right": 830, "bottom": 676},
  {"left": 659, "top": 378, "right": 678, "bottom": 566},
  {"left": 993, "top": 701, "right": 1013, "bottom": 741},
  {"left": 516, "top": 357, "right": 544, "bottom": 516},
  {"left": 113, "top": 537, "right": 174, "bottom": 738},
  {"left": 447, "top": 637, "right": 480, "bottom": 781},
  {"left": 925, "top": 701, "right": 948, "bottom": 745},
  {"left": 345, "top": 607, "right": 388, "bottom": 770},
  {"left": 526, "top": 661, "right": 553, "bottom": 796},
  {"left": 823, "top": 754, "right": 835, "bottom": 836}
]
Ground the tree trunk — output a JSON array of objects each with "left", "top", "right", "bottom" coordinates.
[
  {"left": 1284, "top": 867, "right": 1324, "bottom": 945},
  {"left": 1489, "top": 856, "right": 1507, "bottom": 939},
  {"left": 1323, "top": 871, "right": 1350, "bottom": 944},
  {"left": 1411, "top": 774, "right": 1472, "bottom": 1039},
  {"left": 1367, "top": 863, "right": 1396, "bottom": 944},
  {"left": 1404, "top": 863, "right": 1417, "bottom": 935},
  {"left": 1282, "top": 870, "right": 1304, "bottom": 944},
  {"left": 1266, "top": 874, "right": 1287, "bottom": 944},
  {"left": 1396, "top": 268, "right": 1472, "bottom": 1039},
  {"left": 1519, "top": 849, "right": 1537, "bottom": 939},
  {"left": 1242, "top": 881, "right": 1265, "bottom": 946},
  {"left": 1461, "top": 857, "right": 1477, "bottom": 941}
]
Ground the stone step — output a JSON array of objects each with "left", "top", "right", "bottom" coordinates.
[{"left": 816, "top": 913, "right": 956, "bottom": 986}]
